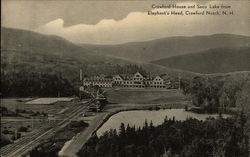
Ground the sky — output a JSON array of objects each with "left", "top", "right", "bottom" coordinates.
[{"left": 2, "top": 0, "right": 250, "bottom": 44}]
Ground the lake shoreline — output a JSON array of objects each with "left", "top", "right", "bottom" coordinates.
[
  {"left": 92, "top": 103, "right": 186, "bottom": 136},
  {"left": 95, "top": 105, "right": 231, "bottom": 137},
  {"left": 58, "top": 102, "right": 188, "bottom": 157}
]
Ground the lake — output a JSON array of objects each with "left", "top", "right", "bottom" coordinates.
[{"left": 96, "top": 109, "right": 230, "bottom": 136}]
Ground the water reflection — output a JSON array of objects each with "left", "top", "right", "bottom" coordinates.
[{"left": 97, "top": 109, "right": 230, "bottom": 136}]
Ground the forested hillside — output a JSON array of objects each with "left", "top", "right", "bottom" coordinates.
[
  {"left": 1, "top": 27, "right": 198, "bottom": 97},
  {"left": 0, "top": 27, "right": 144, "bottom": 97},
  {"left": 152, "top": 47, "right": 250, "bottom": 74},
  {"left": 78, "top": 115, "right": 248, "bottom": 157},
  {"left": 80, "top": 34, "right": 250, "bottom": 62}
]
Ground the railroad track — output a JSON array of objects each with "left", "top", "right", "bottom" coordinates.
[
  {"left": 1, "top": 103, "right": 88, "bottom": 157},
  {"left": 0, "top": 101, "right": 90, "bottom": 157}
]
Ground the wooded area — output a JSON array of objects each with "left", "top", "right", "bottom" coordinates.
[
  {"left": 78, "top": 114, "right": 248, "bottom": 157},
  {"left": 1, "top": 64, "right": 146, "bottom": 97},
  {"left": 180, "top": 75, "right": 250, "bottom": 113}
]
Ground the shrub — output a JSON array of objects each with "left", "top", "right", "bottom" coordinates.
[
  {"left": 2, "top": 130, "right": 10, "bottom": 134},
  {"left": 69, "top": 120, "right": 88, "bottom": 128},
  {"left": 0, "top": 135, "right": 11, "bottom": 147},
  {"left": 155, "top": 106, "right": 161, "bottom": 110},
  {"left": 17, "top": 133, "right": 21, "bottom": 139},
  {"left": 11, "top": 135, "right": 16, "bottom": 141},
  {"left": 18, "top": 126, "right": 28, "bottom": 132}
]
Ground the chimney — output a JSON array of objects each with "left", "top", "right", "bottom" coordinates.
[{"left": 80, "top": 69, "right": 83, "bottom": 81}]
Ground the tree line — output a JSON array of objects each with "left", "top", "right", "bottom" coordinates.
[
  {"left": 180, "top": 75, "right": 249, "bottom": 113},
  {"left": 180, "top": 74, "right": 250, "bottom": 141},
  {"left": 78, "top": 114, "right": 249, "bottom": 157},
  {"left": 1, "top": 64, "right": 147, "bottom": 97},
  {"left": 81, "top": 64, "right": 147, "bottom": 77},
  {"left": 1, "top": 71, "right": 76, "bottom": 97}
]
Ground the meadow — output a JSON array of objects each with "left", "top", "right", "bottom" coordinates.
[{"left": 105, "top": 89, "right": 189, "bottom": 104}]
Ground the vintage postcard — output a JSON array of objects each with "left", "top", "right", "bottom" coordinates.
[{"left": 1, "top": 0, "right": 250, "bottom": 157}]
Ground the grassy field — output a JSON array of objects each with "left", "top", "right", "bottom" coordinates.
[{"left": 105, "top": 89, "right": 189, "bottom": 104}]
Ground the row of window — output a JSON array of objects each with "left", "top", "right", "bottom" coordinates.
[
  {"left": 155, "top": 78, "right": 163, "bottom": 81},
  {"left": 84, "top": 83, "right": 166, "bottom": 88},
  {"left": 84, "top": 84, "right": 112, "bottom": 88},
  {"left": 115, "top": 77, "right": 122, "bottom": 80},
  {"left": 114, "top": 77, "right": 163, "bottom": 81},
  {"left": 85, "top": 81, "right": 113, "bottom": 84},
  {"left": 152, "top": 86, "right": 165, "bottom": 88},
  {"left": 134, "top": 78, "right": 143, "bottom": 81},
  {"left": 123, "top": 85, "right": 145, "bottom": 88},
  {"left": 87, "top": 81, "right": 164, "bottom": 85},
  {"left": 98, "top": 85, "right": 112, "bottom": 87},
  {"left": 83, "top": 83, "right": 112, "bottom": 86},
  {"left": 123, "top": 81, "right": 134, "bottom": 84}
]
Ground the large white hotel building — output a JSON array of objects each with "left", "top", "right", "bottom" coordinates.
[{"left": 83, "top": 72, "right": 171, "bottom": 88}]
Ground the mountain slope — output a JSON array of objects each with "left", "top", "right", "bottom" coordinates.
[
  {"left": 1, "top": 27, "right": 197, "bottom": 90},
  {"left": 2, "top": 27, "right": 199, "bottom": 77},
  {"left": 151, "top": 47, "right": 250, "bottom": 74},
  {"left": 1, "top": 27, "right": 131, "bottom": 65},
  {"left": 80, "top": 34, "right": 250, "bottom": 62},
  {"left": 1, "top": 27, "right": 200, "bottom": 97}
]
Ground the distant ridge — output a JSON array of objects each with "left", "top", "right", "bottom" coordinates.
[
  {"left": 1, "top": 27, "right": 129, "bottom": 64},
  {"left": 79, "top": 34, "right": 250, "bottom": 62},
  {"left": 151, "top": 47, "right": 250, "bottom": 74},
  {"left": 1, "top": 27, "right": 133, "bottom": 83},
  {"left": 1, "top": 27, "right": 197, "bottom": 82},
  {"left": 2, "top": 27, "right": 249, "bottom": 76}
]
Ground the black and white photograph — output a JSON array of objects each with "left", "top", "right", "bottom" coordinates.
[{"left": 1, "top": 0, "right": 250, "bottom": 157}]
